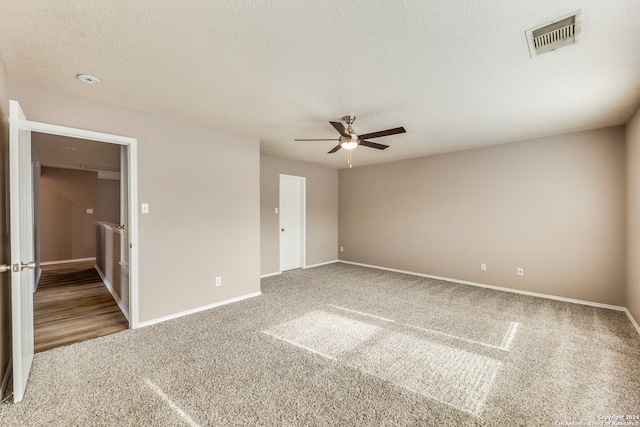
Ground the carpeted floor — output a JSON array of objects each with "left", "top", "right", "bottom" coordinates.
[{"left": 1, "top": 263, "right": 638, "bottom": 426}]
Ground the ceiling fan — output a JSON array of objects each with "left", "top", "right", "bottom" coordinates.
[{"left": 295, "top": 115, "right": 406, "bottom": 167}]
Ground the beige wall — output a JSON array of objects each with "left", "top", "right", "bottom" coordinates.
[
  {"left": 0, "top": 54, "right": 11, "bottom": 392},
  {"left": 10, "top": 80, "right": 260, "bottom": 323},
  {"left": 339, "top": 127, "right": 627, "bottom": 306},
  {"left": 260, "top": 155, "right": 338, "bottom": 275},
  {"left": 627, "top": 106, "right": 640, "bottom": 325},
  {"left": 39, "top": 167, "right": 98, "bottom": 262},
  {"left": 97, "top": 178, "right": 120, "bottom": 224}
]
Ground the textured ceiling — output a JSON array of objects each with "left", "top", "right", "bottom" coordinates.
[{"left": 1, "top": 1, "right": 639, "bottom": 169}]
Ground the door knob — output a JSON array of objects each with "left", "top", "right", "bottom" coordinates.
[
  {"left": 21, "top": 261, "right": 36, "bottom": 270},
  {"left": 0, "top": 264, "right": 9, "bottom": 273},
  {"left": 13, "top": 261, "right": 36, "bottom": 272},
  {"left": 281, "top": 228, "right": 285, "bottom": 232}
]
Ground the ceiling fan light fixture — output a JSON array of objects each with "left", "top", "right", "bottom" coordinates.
[{"left": 340, "top": 134, "right": 359, "bottom": 150}]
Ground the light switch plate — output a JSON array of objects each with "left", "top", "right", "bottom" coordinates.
[{"left": 141, "top": 203, "right": 149, "bottom": 214}]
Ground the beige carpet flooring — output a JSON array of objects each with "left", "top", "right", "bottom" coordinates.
[{"left": 1, "top": 263, "right": 639, "bottom": 426}]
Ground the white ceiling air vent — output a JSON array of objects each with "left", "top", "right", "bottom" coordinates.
[{"left": 526, "top": 10, "right": 582, "bottom": 57}]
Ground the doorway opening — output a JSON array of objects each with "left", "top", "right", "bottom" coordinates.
[
  {"left": 27, "top": 120, "right": 139, "bottom": 336},
  {"left": 31, "top": 132, "right": 131, "bottom": 352}
]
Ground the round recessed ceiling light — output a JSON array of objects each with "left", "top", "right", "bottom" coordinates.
[
  {"left": 76, "top": 74, "right": 100, "bottom": 84},
  {"left": 66, "top": 147, "right": 77, "bottom": 151}
]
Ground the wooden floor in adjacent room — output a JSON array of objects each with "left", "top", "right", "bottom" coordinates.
[{"left": 34, "top": 262, "right": 129, "bottom": 353}]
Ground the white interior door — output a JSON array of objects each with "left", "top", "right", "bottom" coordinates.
[
  {"left": 279, "top": 175, "right": 305, "bottom": 271},
  {"left": 9, "top": 100, "right": 35, "bottom": 403}
]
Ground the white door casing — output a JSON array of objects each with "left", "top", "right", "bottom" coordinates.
[
  {"left": 279, "top": 175, "right": 306, "bottom": 271},
  {"left": 9, "top": 100, "right": 35, "bottom": 403},
  {"left": 25, "top": 119, "right": 139, "bottom": 329}
]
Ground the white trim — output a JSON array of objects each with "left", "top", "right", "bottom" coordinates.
[
  {"left": 128, "top": 138, "right": 139, "bottom": 329},
  {"left": 261, "top": 260, "right": 339, "bottom": 278},
  {"left": 137, "top": 292, "right": 262, "bottom": 328},
  {"left": 624, "top": 308, "right": 640, "bottom": 336},
  {"left": 27, "top": 120, "right": 140, "bottom": 329},
  {"left": 40, "top": 257, "right": 96, "bottom": 266},
  {"left": 301, "top": 178, "right": 306, "bottom": 269},
  {"left": 95, "top": 265, "right": 129, "bottom": 321},
  {"left": 260, "top": 271, "right": 282, "bottom": 278},
  {"left": 26, "top": 121, "right": 136, "bottom": 145},
  {"left": 304, "top": 260, "right": 339, "bottom": 269},
  {"left": 339, "top": 260, "right": 627, "bottom": 312}
]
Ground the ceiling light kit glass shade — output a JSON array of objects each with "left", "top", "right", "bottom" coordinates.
[{"left": 340, "top": 134, "right": 359, "bottom": 150}]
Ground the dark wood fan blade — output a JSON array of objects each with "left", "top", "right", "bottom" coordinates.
[
  {"left": 330, "top": 121, "right": 350, "bottom": 137},
  {"left": 358, "top": 126, "right": 406, "bottom": 140},
  {"left": 359, "top": 140, "right": 389, "bottom": 150},
  {"left": 328, "top": 144, "right": 342, "bottom": 154},
  {"left": 295, "top": 138, "right": 339, "bottom": 141}
]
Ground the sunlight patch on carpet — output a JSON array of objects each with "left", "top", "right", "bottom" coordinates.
[
  {"left": 145, "top": 379, "right": 201, "bottom": 427},
  {"left": 329, "top": 304, "right": 520, "bottom": 352},
  {"left": 349, "top": 330, "right": 502, "bottom": 416},
  {"left": 403, "top": 321, "right": 520, "bottom": 352},
  {"left": 263, "top": 311, "right": 380, "bottom": 360},
  {"left": 263, "top": 310, "right": 502, "bottom": 416}
]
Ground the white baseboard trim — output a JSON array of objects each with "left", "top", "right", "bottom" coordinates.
[
  {"left": 305, "top": 260, "right": 339, "bottom": 269},
  {"left": 339, "top": 260, "right": 627, "bottom": 312},
  {"left": 624, "top": 308, "right": 640, "bottom": 336},
  {"left": 40, "top": 257, "right": 96, "bottom": 266},
  {"left": 0, "top": 356, "right": 11, "bottom": 401},
  {"left": 261, "top": 260, "right": 340, "bottom": 278},
  {"left": 260, "top": 271, "right": 281, "bottom": 278},
  {"left": 95, "top": 265, "right": 130, "bottom": 321},
  {"left": 137, "top": 291, "right": 263, "bottom": 328}
]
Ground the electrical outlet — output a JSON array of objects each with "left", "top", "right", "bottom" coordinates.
[
  {"left": 215, "top": 276, "right": 222, "bottom": 287},
  {"left": 340, "top": 246, "right": 344, "bottom": 252},
  {"left": 517, "top": 268, "right": 524, "bottom": 276},
  {"left": 480, "top": 263, "right": 487, "bottom": 271}
]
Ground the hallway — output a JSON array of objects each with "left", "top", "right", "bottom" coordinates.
[{"left": 34, "top": 262, "right": 128, "bottom": 353}]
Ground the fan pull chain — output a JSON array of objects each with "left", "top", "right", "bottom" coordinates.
[{"left": 348, "top": 150, "right": 352, "bottom": 168}]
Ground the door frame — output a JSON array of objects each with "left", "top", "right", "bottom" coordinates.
[
  {"left": 26, "top": 120, "right": 141, "bottom": 328},
  {"left": 279, "top": 174, "right": 306, "bottom": 271}
]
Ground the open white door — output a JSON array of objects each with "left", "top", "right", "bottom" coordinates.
[{"left": 9, "top": 100, "right": 35, "bottom": 403}]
